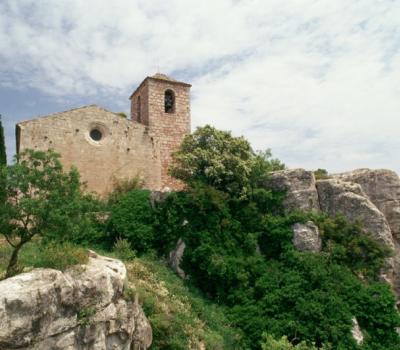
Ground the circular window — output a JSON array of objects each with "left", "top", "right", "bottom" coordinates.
[{"left": 90, "top": 129, "right": 102, "bottom": 141}]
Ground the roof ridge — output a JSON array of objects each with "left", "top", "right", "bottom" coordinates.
[{"left": 16, "top": 105, "right": 115, "bottom": 125}]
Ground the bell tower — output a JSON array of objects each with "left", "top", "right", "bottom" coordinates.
[{"left": 129, "top": 73, "right": 191, "bottom": 190}]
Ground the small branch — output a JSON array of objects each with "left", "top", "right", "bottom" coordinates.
[{"left": 4, "top": 234, "right": 17, "bottom": 248}]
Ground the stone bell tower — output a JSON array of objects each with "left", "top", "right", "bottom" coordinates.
[{"left": 129, "top": 73, "right": 191, "bottom": 190}]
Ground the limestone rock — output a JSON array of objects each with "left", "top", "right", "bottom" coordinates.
[
  {"left": 266, "top": 169, "right": 320, "bottom": 212},
  {"left": 351, "top": 317, "right": 364, "bottom": 345},
  {"left": 292, "top": 221, "right": 321, "bottom": 252},
  {"left": 0, "top": 251, "right": 152, "bottom": 350},
  {"left": 334, "top": 169, "right": 400, "bottom": 241},
  {"left": 169, "top": 238, "right": 186, "bottom": 279},
  {"left": 316, "top": 178, "right": 394, "bottom": 249}
]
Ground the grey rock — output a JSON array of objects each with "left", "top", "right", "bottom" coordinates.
[
  {"left": 316, "top": 178, "right": 394, "bottom": 249},
  {"left": 0, "top": 251, "right": 152, "bottom": 350},
  {"left": 334, "top": 169, "right": 400, "bottom": 242},
  {"left": 292, "top": 221, "right": 322, "bottom": 252},
  {"left": 266, "top": 169, "right": 320, "bottom": 212},
  {"left": 351, "top": 317, "right": 364, "bottom": 345},
  {"left": 169, "top": 238, "right": 186, "bottom": 279}
]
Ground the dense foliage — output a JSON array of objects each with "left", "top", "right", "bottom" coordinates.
[
  {"left": 107, "top": 126, "right": 399, "bottom": 349},
  {"left": 0, "top": 149, "right": 101, "bottom": 277},
  {"left": 170, "top": 125, "right": 284, "bottom": 197},
  {"left": 107, "top": 189, "right": 155, "bottom": 253}
]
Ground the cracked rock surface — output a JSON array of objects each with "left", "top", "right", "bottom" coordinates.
[{"left": 0, "top": 251, "right": 152, "bottom": 350}]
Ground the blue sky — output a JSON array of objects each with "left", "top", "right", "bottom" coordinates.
[{"left": 1, "top": 0, "right": 399, "bottom": 174}]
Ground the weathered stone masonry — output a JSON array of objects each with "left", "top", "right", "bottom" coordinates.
[{"left": 16, "top": 73, "right": 191, "bottom": 196}]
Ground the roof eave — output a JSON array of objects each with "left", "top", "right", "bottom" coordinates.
[{"left": 129, "top": 76, "right": 191, "bottom": 100}]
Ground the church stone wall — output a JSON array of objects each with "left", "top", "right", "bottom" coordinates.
[
  {"left": 147, "top": 79, "right": 191, "bottom": 190},
  {"left": 17, "top": 105, "right": 161, "bottom": 196},
  {"left": 130, "top": 82, "right": 150, "bottom": 126}
]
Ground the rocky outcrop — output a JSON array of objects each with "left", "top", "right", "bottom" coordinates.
[
  {"left": 0, "top": 251, "right": 152, "bottom": 350},
  {"left": 351, "top": 317, "right": 364, "bottom": 345},
  {"left": 265, "top": 169, "right": 320, "bottom": 212},
  {"left": 292, "top": 221, "right": 321, "bottom": 252},
  {"left": 169, "top": 238, "right": 186, "bottom": 279},
  {"left": 316, "top": 178, "right": 394, "bottom": 249},
  {"left": 268, "top": 168, "right": 400, "bottom": 299},
  {"left": 334, "top": 169, "right": 400, "bottom": 241}
]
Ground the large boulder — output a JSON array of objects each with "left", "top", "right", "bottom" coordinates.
[
  {"left": 334, "top": 169, "right": 400, "bottom": 242},
  {"left": 316, "top": 178, "right": 394, "bottom": 249},
  {"left": 266, "top": 169, "right": 320, "bottom": 212},
  {"left": 0, "top": 251, "right": 152, "bottom": 350},
  {"left": 292, "top": 221, "right": 321, "bottom": 252}
]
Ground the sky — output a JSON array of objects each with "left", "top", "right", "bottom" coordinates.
[{"left": 0, "top": 0, "right": 399, "bottom": 174}]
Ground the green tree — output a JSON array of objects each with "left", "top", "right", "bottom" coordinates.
[
  {"left": 0, "top": 115, "right": 6, "bottom": 205},
  {"left": 0, "top": 114, "right": 6, "bottom": 166},
  {"left": 170, "top": 125, "right": 284, "bottom": 197},
  {"left": 0, "top": 149, "right": 100, "bottom": 278}
]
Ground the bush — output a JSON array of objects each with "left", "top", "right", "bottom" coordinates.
[
  {"left": 113, "top": 237, "right": 136, "bottom": 260},
  {"left": 108, "top": 176, "right": 143, "bottom": 204},
  {"left": 33, "top": 242, "right": 88, "bottom": 271},
  {"left": 108, "top": 189, "right": 155, "bottom": 254},
  {"left": 313, "top": 169, "right": 329, "bottom": 180},
  {"left": 260, "top": 334, "right": 330, "bottom": 350}
]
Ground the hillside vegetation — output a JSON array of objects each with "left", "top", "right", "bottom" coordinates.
[{"left": 0, "top": 125, "right": 399, "bottom": 349}]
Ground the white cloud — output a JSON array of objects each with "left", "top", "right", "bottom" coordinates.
[{"left": 0, "top": 0, "right": 399, "bottom": 173}]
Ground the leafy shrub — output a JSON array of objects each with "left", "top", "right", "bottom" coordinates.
[
  {"left": 313, "top": 169, "right": 330, "bottom": 180},
  {"left": 33, "top": 242, "right": 88, "bottom": 271},
  {"left": 315, "top": 215, "right": 390, "bottom": 279},
  {"left": 77, "top": 304, "right": 96, "bottom": 326},
  {"left": 108, "top": 176, "right": 143, "bottom": 204},
  {"left": 261, "top": 334, "right": 330, "bottom": 350},
  {"left": 108, "top": 189, "right": 155, "bottom": 253},
  {"left": 113, "top": 237, "right": 136, "bottom": 260}
]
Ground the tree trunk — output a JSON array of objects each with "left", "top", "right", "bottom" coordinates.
[{"left": 5, "top": 243, "right": 24, "bottom": 278}]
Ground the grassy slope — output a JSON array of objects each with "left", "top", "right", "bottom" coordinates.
[{"left": 125, "top": 255, "right": 243, "bottom": 349}]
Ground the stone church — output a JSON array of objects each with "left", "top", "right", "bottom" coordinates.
[{"left": 15, "top": 74, "right": 191, "bottom": 196}]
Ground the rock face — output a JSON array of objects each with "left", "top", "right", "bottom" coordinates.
[
  {"left": 268, "top": 168, "right": 400, "bottom": 299},
  {"left": 0, "top": 251, "right": 152, "bottom": 350},
  {"left": 334, "top": 169, "right": 400, "bottom": 241},
  {"left": 351, "top": 317, "right": 364, "bottom": 345},
  {"left": 265, "top": 169, "right": 320, "bottom": 212},
  {"left": 316, "top": 178, "right": 394, "bottom": 249},
  {"left": 169, "top": 238, "right": 186, "bottom": 279},
  {"left": 292, "top": 221, "right": 321, "bottom": 252}
]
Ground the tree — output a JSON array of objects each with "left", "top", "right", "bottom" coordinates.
[
  {"left": 0, "top": 115, "right": 6, "bottom": 205},
  {"left": 0, "top": 114, "right": 6, "bottom": 166},
  {"left": 170, "top": 125, "right": 284, "bottom": 196},
  {"left": 0, "top": 149, "right": 100, "bottom": 278}
]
